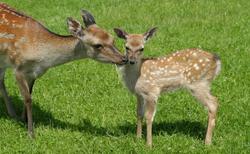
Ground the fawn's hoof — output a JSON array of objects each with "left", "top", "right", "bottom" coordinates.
[
  {"left": 146, "top": 142, "right": 153, "bottom": 148},
  {"left": 205, "top": 140, "right": 212, "bottom": 145},
  {"left": 136, "top": 134, "right": 142, "bottom": 139},
  {"left": 28, "top": 132, "right": 35, "bottom": 139}
]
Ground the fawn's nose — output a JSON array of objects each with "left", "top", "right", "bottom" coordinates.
[{"left": 129, "top": 61, "right": 135, "bottom": 64}]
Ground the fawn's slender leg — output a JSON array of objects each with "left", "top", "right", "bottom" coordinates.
[
  {"left": 189, "top": 82, "right": 218, "bottom": 145},
  {"left": 144, "top": 96, "right": 157, "bottom": 147},
  {"left": 136, "top": 94, "right": 144, "bottom": 138},
  {"left": 15, "top": 71, "right": 34, "bottom": 138},
  {"left": 0, "top": 68, "right": 17, "bottom": 118},
  {"left": 205, "top": 98, "right": 217, "bottom": 145}
]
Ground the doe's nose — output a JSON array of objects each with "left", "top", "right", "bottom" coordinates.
[{"left": 122, "top": 57, "right": 128, "bottom": 64}]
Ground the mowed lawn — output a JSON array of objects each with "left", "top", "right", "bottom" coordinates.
[{"left": 0, "top": 0, "right": 249, "bottom": 153}]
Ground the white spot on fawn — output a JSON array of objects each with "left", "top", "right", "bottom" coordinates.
[
  {"left": 193, "top": 63, "right": 200, "bottom": 70},
  {"left": 167, "top": 57, "right": 173, "bottom": 62},
  {"left": 169, "top": 70, "right": 178, "bottom": 74},
  {"left": 159, "top": 67, "right": 164, "bottom": 71}
]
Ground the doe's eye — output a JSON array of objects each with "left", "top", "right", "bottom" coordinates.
[
  {"left": 93, "top": 44, "right": 103, "bottom": 49},
  {"left": 125, "top": 46, "right": 130, "bottom": 50}
]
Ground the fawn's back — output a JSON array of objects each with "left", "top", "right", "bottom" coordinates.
[{"left": 138, "top": 48, "right": 221, "bottom": 92}]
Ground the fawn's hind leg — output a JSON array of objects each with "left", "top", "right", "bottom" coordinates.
[{"left": 188, "top": 81, "right": 218, "bottom": 145}]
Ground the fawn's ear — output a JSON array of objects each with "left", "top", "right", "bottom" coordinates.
[
  {"left": 81, "top": 9, "right": 96, "bottom": 27},
  {"left": 67, "top": 17, "right": 84, "bottom": 38},
  {"left": 144, "top": 27, "right": 157, "bottom": 41},
  {"left": 114, "top": 28, "right": 128, "bottom": 39}
]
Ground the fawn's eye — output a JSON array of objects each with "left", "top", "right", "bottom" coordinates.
[
  {"left": 139, "top": 48, "right": 144, "bottom": 52},
  {"left": 93, "top": 44, "right": 103, "bottom": 49},
  {"left": 125, "top": 46, "right": 130, "bottom": 50}
]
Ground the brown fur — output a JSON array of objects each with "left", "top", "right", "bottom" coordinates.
[
  {"left": 0, "top": 3, "right": 125, "bottom": 138},
  {"left": 87, "top": 26, "right": 110, "bottom": 41}
]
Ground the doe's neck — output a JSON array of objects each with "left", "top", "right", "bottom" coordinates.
[{"left": 41, "top": 33, "right": 90, "bottom": 67}]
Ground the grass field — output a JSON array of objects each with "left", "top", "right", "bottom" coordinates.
[{"left": 0, "top": 0, "right": 249, "bottom": 153}]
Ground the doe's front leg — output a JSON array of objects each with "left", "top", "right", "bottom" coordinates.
[
  {"left": 21, "top": 79, "right": 35, "bottom": 122},
  {"left": 15, "top": 71, "right": 35, "bottom": 138},
  {"left": 0, "top": 69, "right": 17, "bottom": 119}
]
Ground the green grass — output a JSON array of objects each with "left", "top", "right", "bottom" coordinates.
[{"left": 0, "top": 0, "right": 249, "bottom": 153}]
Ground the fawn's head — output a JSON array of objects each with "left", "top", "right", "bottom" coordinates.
[
  {"left": 67, "top": 10, "right": 126, "bottom": 65},
  {"left": 114, "top": 27, "right": 157, "bottom": 64}
]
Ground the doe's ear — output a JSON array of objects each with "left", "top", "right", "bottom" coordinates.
[
  {"left": 144, "top": 27, "right": 157, "bottom": 41},
  {"left": 114, "top": 28, "right": 128, "bottom": 39},
  {"left": 67, "top": 17, "right": 84, "bottom": 38},
  {"left": 81, "top": 9, "right": 96, "bottom": 27}
]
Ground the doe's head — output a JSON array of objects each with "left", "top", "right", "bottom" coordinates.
[
  {"left": 67, "top": 10, "right": 126, "bottom": 65},
  {"left": 114, "top": 27, "right": 157, "bottom": 64}
]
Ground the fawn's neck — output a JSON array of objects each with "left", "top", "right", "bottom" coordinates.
[{"left": 118, "top": 58, "right": 142, "bottom": 93}]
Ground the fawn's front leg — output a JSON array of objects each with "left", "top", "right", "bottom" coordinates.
[
  {"left": 136, "top": 94, "right": 144, "bottom": 138},
  {"left": 15, "top": 71, "right": 35, "bottom": 138},
  {"left": 144, "top": 96, "right": 157, "bottom": 147}
]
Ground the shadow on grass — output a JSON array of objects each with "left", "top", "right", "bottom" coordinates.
[
  {"left": 0, "top": 96, "right": 108, "bottom": 136},
  {"left": 115, "top": 120, "right": 206, "bottom": 140},
  {"left": 0, "top": 96, "right": 205, "bottom": 140}
]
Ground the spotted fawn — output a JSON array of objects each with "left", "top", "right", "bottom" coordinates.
[{"left": 114, "top": 27, "right": 221, "bottom": 147}]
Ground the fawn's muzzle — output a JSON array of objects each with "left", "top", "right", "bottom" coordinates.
[{"left": 129, "top": 61, "right": 135, "bottom": 64}]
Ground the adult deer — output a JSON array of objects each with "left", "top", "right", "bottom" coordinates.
[
  {"left": 114, "top": 27, "right": 221, "bottom": 147},
  {"left": 0, "top": 3, "right": 126, "bottom": 137}
]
